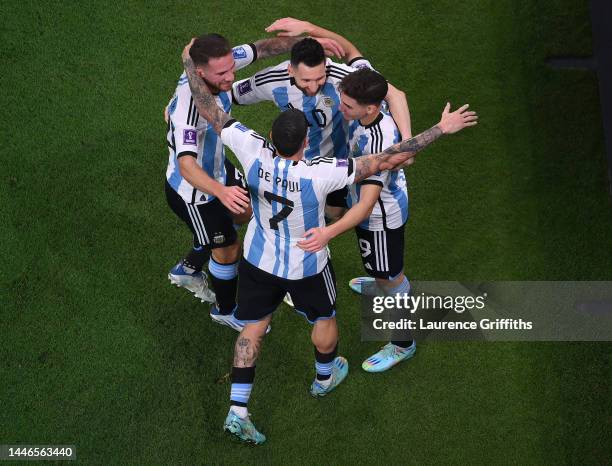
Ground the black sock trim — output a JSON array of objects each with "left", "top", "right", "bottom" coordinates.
[
  {"left": 231, "top": 366, "right": 256, "bottom": 384},
  {"left": 391, "top": 340, "right": 414, "bottom": 348},
  {"left": 314, "top": 344, "right": 338, "bottom": 364}
]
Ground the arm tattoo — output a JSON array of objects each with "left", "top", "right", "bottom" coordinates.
[
  {"left": 382, "top": 125, "right": 443, "bottom": 155},
  {"left": 233, "top": 335, "right": 262, "bottom": 367},
  {"left": 354, "top": 156, "right": 374, "bottom": 183},
  {"left": 183, "top": 56, "right": 230, "bottom": 134},
  {"left": 354, "top": 125, "right": 443, "bottom": 182},
  {"left": 253, "top": 37, "right": 301, "bottom": 59}
]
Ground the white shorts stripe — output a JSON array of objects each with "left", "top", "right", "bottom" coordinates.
[
  {"left": 323, "top": 266, "right": 336, "bottom": 301},
  {"left": 322, "top": 265, "right": 335, "bottom": 305},
  {"left": 186, "top": 205, "right": 205, "bottom": 244},
  {"left": 193, "top": 207, "right": 210, "bottom": 244},
  {"left": 381, "top": 231, "right": 389, "bottom": 272},
  {"left": 374, "top": 231, "right": 385, "bottom": 271},
  {"left": 187, "top": 204, "right": 209, "bottom": 245},
  {"left": 374, "top": 233, "right": 380, "bottom": 271}
]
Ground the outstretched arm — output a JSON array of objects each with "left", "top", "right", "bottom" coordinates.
[
  {"left": 266, "top": 17, "right": 359, "bottom": 63},
  {"left": 353, "top": 103, "right": 478, "bottom": 182},
  {"left": 182, "top": 40, "right": 231, "bottom": 135}
]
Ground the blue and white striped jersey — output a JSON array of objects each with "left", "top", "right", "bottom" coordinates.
[
  {"left": 221, "top": 120, "right": 356, "bottom": 279},
  {"left": 165, "top": 44, "right": 256, "bottom": 204},
  {"left": 232, "top": 57, "right": 373, "bottom": 160},
  {"left": 346, "top": 110, "right": 409, "bottom": 230}
]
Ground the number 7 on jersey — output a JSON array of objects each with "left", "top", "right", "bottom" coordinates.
[{"left": 264, "top": 191, "right": 294, "bottom": 230}]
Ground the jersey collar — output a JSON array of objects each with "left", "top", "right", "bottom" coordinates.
[{"left": 359, "top": 112, "right": 384, "bottom": 129}]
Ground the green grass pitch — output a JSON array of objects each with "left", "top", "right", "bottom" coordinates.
[{"left": 1, "top": 1, "right": 611, "bottom": 464}]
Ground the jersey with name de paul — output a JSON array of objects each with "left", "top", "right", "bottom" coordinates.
[
  {"left": 231, "top": 57, "right": 373, "bottom": 161},
  {"left": 165, "top": 44, "right": 256, "bottom": 205},
  {"left": 221, "top": 120, "right": 356, "bottom": 280},
  {"left": 346, "top": 110, "right": 408, "bottom": 230}
]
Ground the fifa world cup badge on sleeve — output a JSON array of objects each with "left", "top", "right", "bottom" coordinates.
[
  {"left": 336, "top": 159, "right": 348, "bottom": 168},
  {"left": 183, "top": 129, "right": 197, "bottom": 145},
  {"left": 233, "top": 46, "right": 247, "bottom": 59},
  {"left": 237, "top": 80, "right": 252, "bottom": 96}
]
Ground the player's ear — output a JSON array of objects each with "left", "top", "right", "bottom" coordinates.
[
  {"left": 303, "top": 137, "right": 308, "bottom": 149},
  {"left": 195, "top": 66, "right": 207, "bottom": 80},
  {"left": 287, "top": 64, "right": 294, "bottom": 77}
]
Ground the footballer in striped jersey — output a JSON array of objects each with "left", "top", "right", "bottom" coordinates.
[
  {"left": 299, "top": 68, "right": 418, "bottom": 371},
  {"left": 181, "top": 39, "right": 477, "bottom": 443},
  {"left": 234, "top": 19, "right": 413, "bottom": 306},
  {"left": 164, "top": 32, "right": 343, "bottom": 330},
  {"left": 233, "top": 19, "right": 412, "bottom": 162}
]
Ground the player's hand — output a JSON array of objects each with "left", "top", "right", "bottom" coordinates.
[
  {"left": 182, "top": 38, "right": 196, "bottom": 64},
  {"left": 437, "top": 103, "right": 478, "bottom": 134},
  {"left": 265, "top": 17, "right": 312, "bottom": 36},
  {"left": 216, "top": 185, "right": 250, "bottom": 215},
  {"left": 297, "top": 227, "right": 333, "bottom": 252},
  {"left": 266, "top": 18, "right": 344, "bottom": 58},
  {"left": 313, "top": 37, "right": 345, "bottom": 59}
]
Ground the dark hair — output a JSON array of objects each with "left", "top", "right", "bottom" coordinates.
[
  {"left": 290, "top": 38, "right": 325, "bottom": 68},
  {"left": 189, "top": 33, "right": 232, "bottom": 66},
  {"left": 339, "top": 68, "right": 388, "bottom": 106},
  {"left": 271, "top": 109, "right": 308, "bottom": 156}
]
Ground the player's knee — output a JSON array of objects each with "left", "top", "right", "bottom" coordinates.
[
  {"left": 212, "top": 241, "right": 241, "bottom": 263},
  {"left": 241, "top": 316, "right": 270, "bottom": 339}
]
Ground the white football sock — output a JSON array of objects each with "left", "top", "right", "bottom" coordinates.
[{"left": 230, "top": 405, "right": 248, "bottom": 419}]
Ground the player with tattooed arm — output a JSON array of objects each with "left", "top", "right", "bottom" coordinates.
[{"left": 181, "top": 39, "right": 477, "bottom": 444}]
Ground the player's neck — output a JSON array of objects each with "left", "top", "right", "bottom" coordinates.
[
  {"left": 284, "top": 149, "right": 304, "bottom": 162},
  {"left": 359, "top": 111, "right": 381, "bottom": 127}
]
